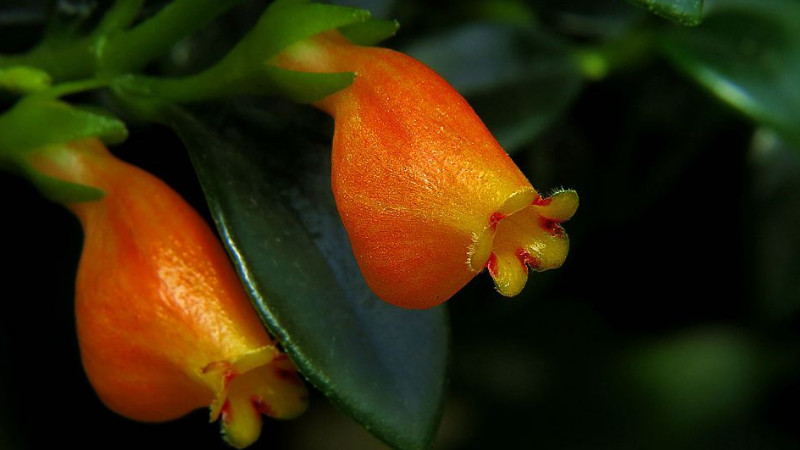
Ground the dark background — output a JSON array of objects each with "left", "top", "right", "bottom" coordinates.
[{"left": 2, "top": 0, "right": 800, "bottom": 449}]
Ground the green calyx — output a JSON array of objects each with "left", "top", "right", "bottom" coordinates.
[{"left": 0, "top": 96, "right": 128, "bottom": 204}]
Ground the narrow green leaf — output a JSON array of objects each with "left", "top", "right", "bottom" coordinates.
[
  {"left": 164, "top": 101, "right": 449, "bottom": 450},
  {"left": 661, "top": 0, "right": 800, "bottom": 147},
  {"left": 404, "top": 24, "right": 582, "bottom": 152},
  {"left": 627, "top": 0, "right": 704, "bottom": 26}
]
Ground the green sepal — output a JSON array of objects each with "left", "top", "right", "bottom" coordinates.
[
  {"left": 20, "top": 161, "right": 105, "bottom": 204},
  {"left": 0, "top": 97, "right": 122, "bottom": 204},
  {"left": 261, "top": 66, "right": 355, "bottom": 103},
  {"left": 339, "top": 19, "right": 400, "bottom": 46},
  {"left": 248, "top": 0, "right": 371, "bottom": 60},
  {"left": 0, "top": 66, "right": 53, "bottom": 94},
  {"left": 0, "top": 98, "right": 127, "bottom": 158}
]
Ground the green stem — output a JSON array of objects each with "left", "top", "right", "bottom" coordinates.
[
  {"left": 99, "top": 0, "right": 246, "bottom": 75},
  {"left": 40, "top": 79, "right": 111, "bottom": 98},
  {"left": 94, "top": 0, "right": 146, "bottom": 37},
  {"left": 0, "top": 0, "right": 245, "bottom": 81}
]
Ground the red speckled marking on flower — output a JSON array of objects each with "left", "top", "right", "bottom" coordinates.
[
  {"left": 251, "top": 396, "right": 275, "bottom": 416},
  {"left": 489, "top": 212, "right": 506, "bottom": 231},
  {"left": 515, "top": 248, "right": 540, "bottom": 270},
  {"left": 487, "top": 253, "right": 499, "bottom": 278},
  {"left": 224, "top": 370, "right": 237, "bottom": 387},
  {"left": 221, "top": 400, "right": 232, "bottom": 423},
  {"left": 274, "top": 367, "right": 303, "bottom": 385},
  {"left": 539, "top": 216, "right": 564, "bottom": 236},
  {"left": 532, "top": 195, "right": 552, "bottom": 207}
]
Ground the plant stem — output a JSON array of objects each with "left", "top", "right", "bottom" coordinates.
[
  {"left": 98, "top": 0, "right": 246, "bottom": 75},
  {"left": 0, "top": 0, "right": 245, "bottom": 81}
]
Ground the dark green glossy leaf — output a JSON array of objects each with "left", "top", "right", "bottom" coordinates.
[
  {"left": 164, "top": 101, "right": 449, "bottom": 450},
  {"left": 627, "top": 0, "right": 704, "bottom": 25},
  {"left": 404, "top": 24, "right": 582, "bottom": 153},
  {"left": 661, "top": 0, "right": 800, "bottom": 147}
]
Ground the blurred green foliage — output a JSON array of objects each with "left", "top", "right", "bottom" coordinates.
[{"left": 2, "top": 0, "right": 800, "bottom": 449}]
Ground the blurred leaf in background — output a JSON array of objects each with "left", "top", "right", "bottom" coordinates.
[
  {"left": 628, "top": 0, "right": 704, "bottom": 25},
  {"left": 662, "top": 0, "right": 800, "bottom": 148},
  {"left": 628, "top": 328, "right": 762, "bottom": 434},
  {"left": 404, "top": 23, "right": 582, "bottom": 153},
  {"left": 751, "top": 129, "right": 800, "bottom": 323}
]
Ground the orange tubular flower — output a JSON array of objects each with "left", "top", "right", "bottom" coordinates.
[
  {"left": 30, "top": 138, "right": 307, "bottom": 449},
  {"left": 274, "top": 32, "right": 578, "bottom": 309}
]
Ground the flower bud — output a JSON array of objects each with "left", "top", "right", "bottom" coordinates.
[
  {"left": 29, "top": 138, "right": 307, "bottom": 448},
  {"left": 274, "top": 32, "right": 578, "bottom": 309}
]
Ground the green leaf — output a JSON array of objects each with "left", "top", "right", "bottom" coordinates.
[
  {"left": 164, "top": 101, "right": 449, "bottom": 450},
  {"left": 404, "top": 24, "right": 582, "bottom": 153},
  {"left": 661, "top": 0, "right": 800, "bottom": 147},
  {"left": 627, "top": 0, "right": 704, "bottom": 26}
]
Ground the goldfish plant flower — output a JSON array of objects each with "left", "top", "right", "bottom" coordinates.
[
  {"left": 273, "top": 31, "right": 578, "bottom": 309},
  {"left": 29, "top": 138, "right": 308, "bottom": 449}
]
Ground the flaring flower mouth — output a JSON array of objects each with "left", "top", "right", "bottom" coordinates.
[
  {"left": 468, "top": 189, "right": 579, "bottom": 297},
  {"left": 203, "top": 346, "right": 308, "bottom": 449}
]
